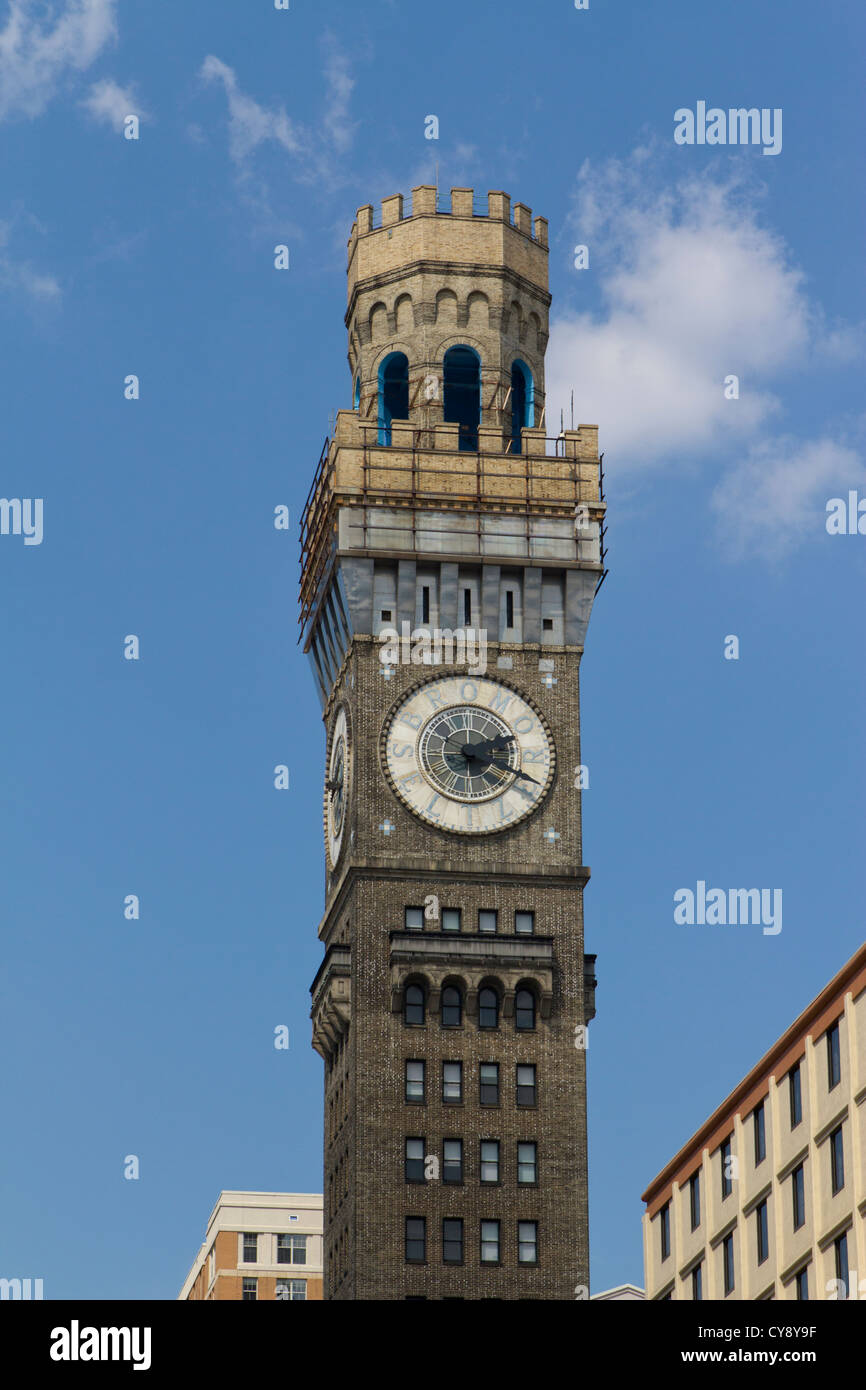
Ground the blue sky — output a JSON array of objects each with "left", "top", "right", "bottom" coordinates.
[{"left": 0, "top": 0, "right": 863, "bottom": 1299}]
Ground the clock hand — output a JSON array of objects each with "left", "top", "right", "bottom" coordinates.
[
  {"left": 325, "top": 776, "right": 343, "bottom": 792},
  {"left": 489, "top": 758, "right": 541, "bottom": 786}
]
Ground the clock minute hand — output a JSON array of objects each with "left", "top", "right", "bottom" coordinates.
[{"left": 490, "top": 758, "right": 541, "bottom": 786}]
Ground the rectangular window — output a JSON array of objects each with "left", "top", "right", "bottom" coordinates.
[
  {"left": 443, "top": 1218, "right": 464, "bottom": 1265},
  {"left": 478, "top": 909, "right": 498, "bottom": 934},
  {"left": 480, "top": 1220, "right": 500, "bottom": 1264},
  {"left": 795, "top": 1268, "right": 809, "bottom": 1301},
  {"left": 660, "top": 1202, "right": 670, "bottom": 1261},
  {"left": 689, "top": 1172, "right": 701, "bottom": 1230},
  {"left": 789, "top": 1063, "right": 802, "bottom": 1128},
  {"left": 518, "top": 1221, "right": 538, "bottom": 1265},
  {"left": 792, "top": 1163, "right": 805, "bottom": 1230},
  {"left": 830, "top": 1125, "right": 845, "bottom": 1195},
  {"left": 442, "top": 1061, "right": 463, "bottom": 1103},
  {"left": 516, "top": 1064, "right": 536, "bottom": 1107},
  {"left": 514, "top": 910, "right": 535, "bottom": 935},
  {"left": 756, "top": 1200, "right": 769, "bottom": 1265},
  {"left": 506, "top": 590, "right": 514, "bottom": 628},
  {"left": 242, "top": 1278, "right": 257, "bottom": 1301},
  {"left": 405, "top": 1137, "right": 426, "bottom": 1184},
  {"left": 480, "top": 1140, "right": 500, "bottom": 1184},
  {"left": 405, "top": 1059, "right": 425, "bottom": 1103},
  {"left": 827, "top": 1022, "right": 841, "bottom": 1090},
  {"left": 443, "top": 1139, "right": 463, "bottom": 1184},
  {"left": 722, "top": 1233, "right": 735, "bottom": 1296},
  {"left": 692, "top": 1263, "right": 703, "bottom": 1301},
  {"left": 277, "top": 1234, "right": 307, "bottom": 1266},
  {"left": 405, "top": 1217, "right": 426, "bottom": 1264},
  {"left": 404, "top": 906, "right": 424, "bottom": 931},
  {"left": 517, "top": 1141, "right": 537, "bottom": 1185},
  {"left": 480, "top": 1063, "right": 499, "bottom": 1106},
  {"left": 754, "top": 1102, "right": 766, "bottom": 1165},
  {"left": 242, "top": 1233, "right": 258, "bottom": 1264},
  {"left": 720, "top": 1138, "right": 733, "bottom": 1199},
  {"left": 834, "top": 1234, "right": 849, "bottom": 1298},
  {"left": 421, "top": 586, "right": 430, "bottom": 624},
  {"left": 441, "top": 907, "right": 461, "bottom": 933},
  {"left": 463, "top": 588, "right": 472, "bottom": 625}
]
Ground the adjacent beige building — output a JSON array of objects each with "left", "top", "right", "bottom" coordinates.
[
  {"left": 642, "top": 943, "right": 866, "bottom": 1300},
  {"left": 179, "top": 1192, "right": 323, "bottom": 1301}
]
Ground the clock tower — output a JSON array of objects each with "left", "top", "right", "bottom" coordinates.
[{"left": 301, "top": 186, "right": 606, "bottom": 1300}]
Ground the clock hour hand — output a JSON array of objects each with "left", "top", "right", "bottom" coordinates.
[
  {"left": 325, "top": 775, "right": 342, "bottom": 792},
  {"left": 472, "top": 734, "right": 515, "bottom": 760}
]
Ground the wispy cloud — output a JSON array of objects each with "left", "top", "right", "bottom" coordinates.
[
  {"left": 0, "top": 0, "right": 117, "bottom": 121},
  {"left": 81, "top": 76, "right": 145, "bottom": 132},
  {"left": 710, "top": 436, "right": 866, "bottom": 559},
  {"left": 0, "top": 217, "right": 60, "bottom": 302},
  {"left": 199, "top": 37, "right": 359, "bottom": 222},
  {"left": 200, "top": 54, "right": 302, "bottom": 164}
]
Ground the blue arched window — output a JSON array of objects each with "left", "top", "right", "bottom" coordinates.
[
  {"left": 510, "top": 360, "right": 534, "bottom": 454},
  {"left": 353, "top": 375, "right": 361, "bottom": 411},
  {"left": 443, "top": 345, "right": 480, "bottom": 452},
  {"left": 378, "top": 352, "right": 409, "bottom": 445}
]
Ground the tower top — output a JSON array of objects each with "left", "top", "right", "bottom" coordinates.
[{"left": 347, "top": 185, "right": 548, "bottom": 304}]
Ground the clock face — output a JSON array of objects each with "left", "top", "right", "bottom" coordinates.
[
  {"left": 381, "top": 676, "right": 555, "bottom": 835},
  {"left": 326, "top": 706, "right": 350, "bottom": 866}
]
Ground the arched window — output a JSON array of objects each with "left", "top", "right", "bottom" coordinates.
[
  {"left": 515, "top": 988, "right": 536, "bottom": 1031},
  {"left": 441, "top": 985, "right": 462, "bottom": 1027},
  {"left": 378, "top": 352, "right": 409, "bottom": 445},
  {"left": 353, "top": 375, "right": 360, "bottom": 411},
  {"left": 404, "top": 983, "right": 425, "bottom": 1026},
  {"left": 510, "top": 360, "right": 534, "bottom": 454},
  {"left": 478, "top": 987, "right": 499, "bottom": 1029},
  {"left": 443, "top": 345, "right": 480, "bottom": 452}
]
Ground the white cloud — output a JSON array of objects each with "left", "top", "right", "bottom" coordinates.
[
  {"left": 710, "top": 437, "right": 866, "bottom": 558},
  {"left": 546, "top": 159, "right": 819, "bottom": 464},
  {"left": 544, "top": 153, "right": 863, "bottom": 555},
  {"left": 0, "top": 0, "right": 117, "bottom": 121},
  {"left": 81, "top": 76, "right": 143, "bottom": 131}
]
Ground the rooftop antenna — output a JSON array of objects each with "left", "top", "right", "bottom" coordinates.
[{"left": 570, "top": 390, "right": 574, "bottom": 430}]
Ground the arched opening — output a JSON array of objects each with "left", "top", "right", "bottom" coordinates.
[
  {"left": 443, "top": 345, "right": 480, "bottom": 452},
  {"left": 353, "top": 375, "right": 360, "bottom": 411},
  {"left": 510, "top": 360, "right": 534, "bottom": 454},
  {"left": 378, "top": 352, "right": 409, "bottom": 446}
]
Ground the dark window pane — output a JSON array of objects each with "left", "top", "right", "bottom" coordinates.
[
  {"left": 405, "top": 1217, "right": 426, "bottom": 1263},
  {"left": 515, "top": 988, "right": 535, "bottom": 1031},
  {"left": 479, "top": 987, "right": 499, "bottom": 1028},
  {"left": 480, "top": 1063, "right": 499, "bottom": 1105},
  {"left": 443, "top": 1218, "right": 463, "bottom": 1264},
  {"left": 441, "top": 985, "right": 462, "bottom": 1027}
]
